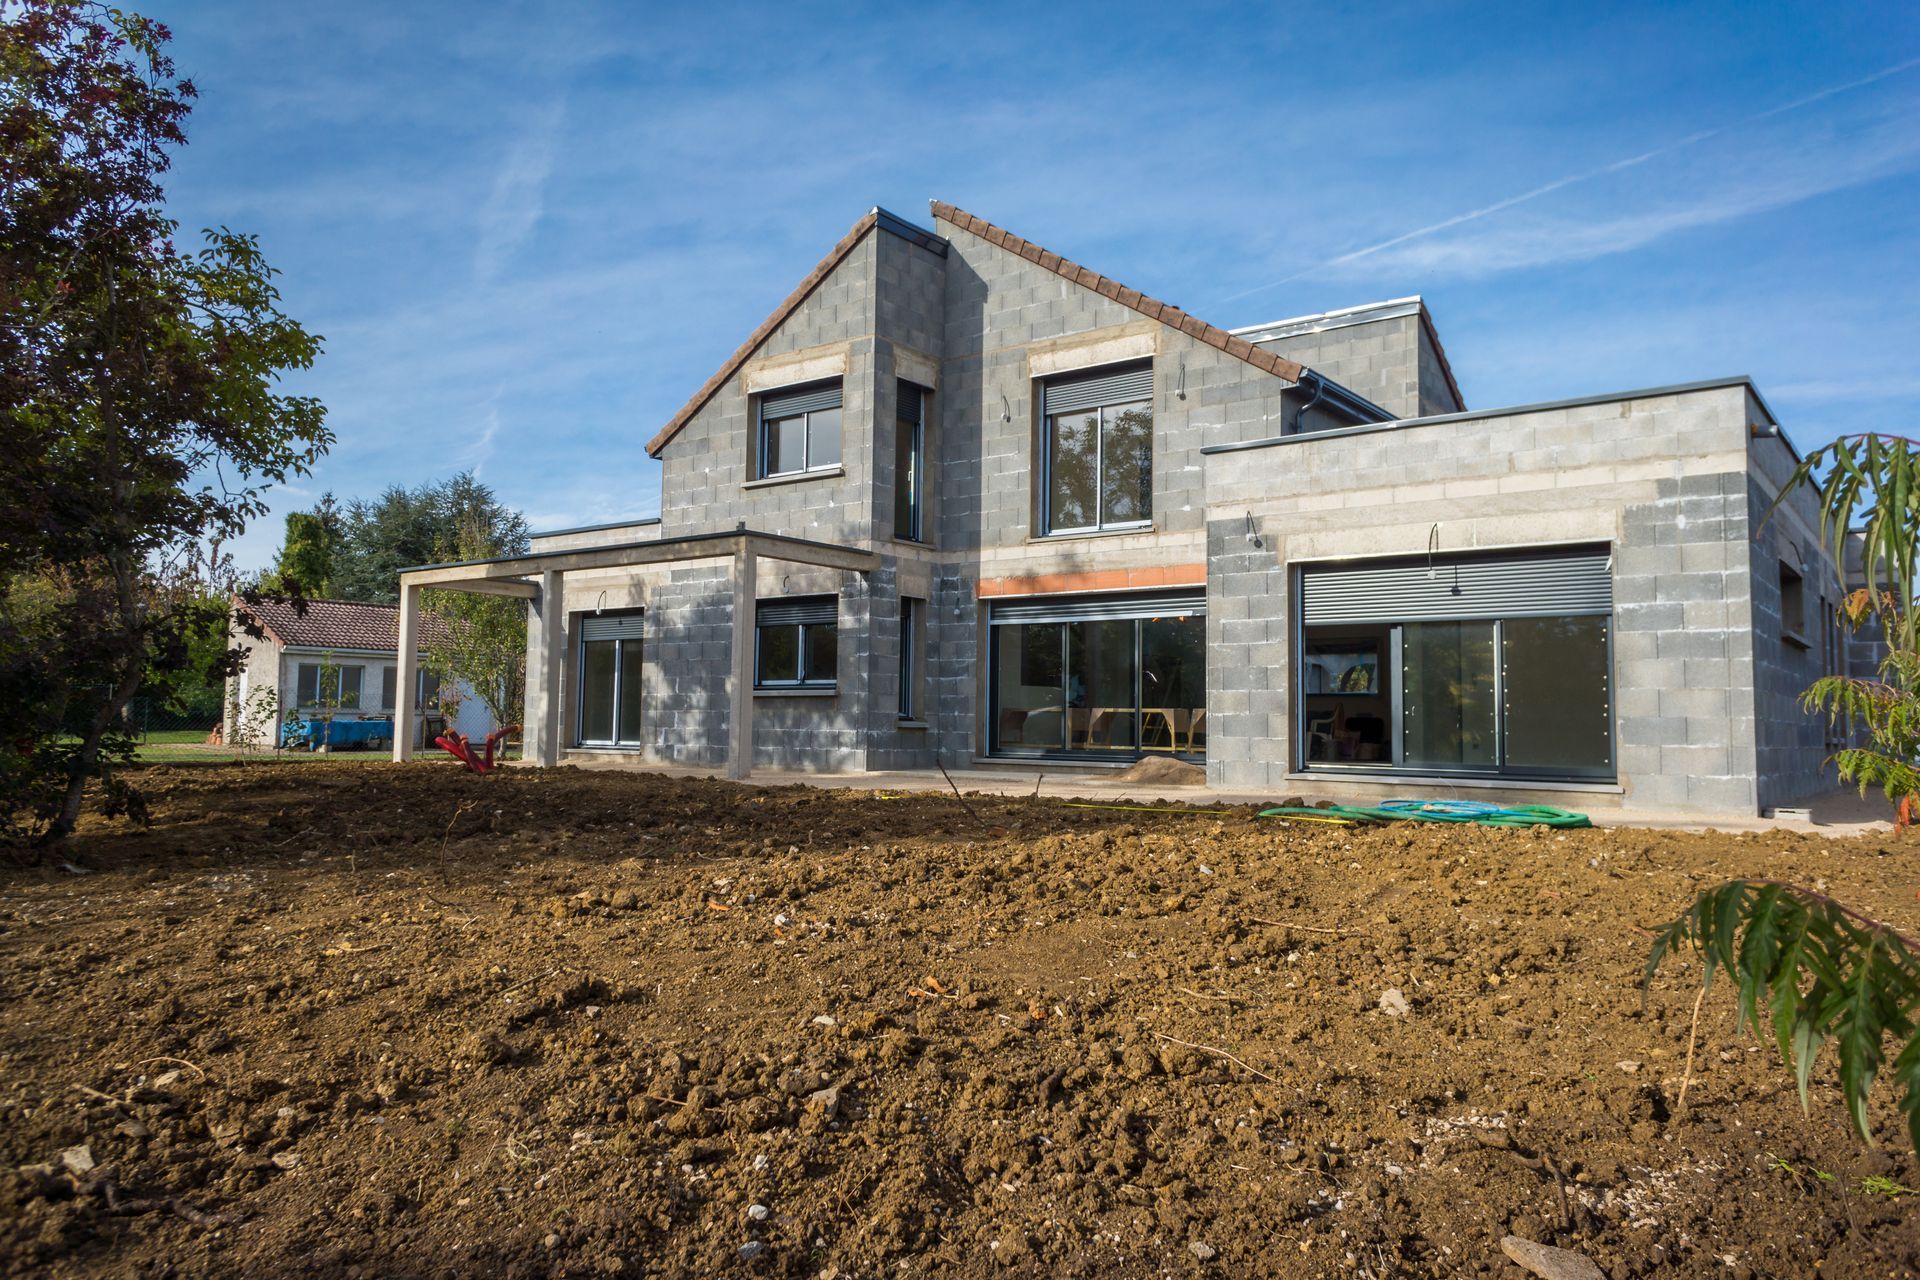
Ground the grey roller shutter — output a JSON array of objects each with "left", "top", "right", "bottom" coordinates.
[
  {"left": 761, "top": 381, "right": 842, "bottom": 420},
  {"left": 897, "top": 381, "right": 924, "bottom": 422},
  {"left": 1300, "top": 549, "right": 1612, "bottom": 625},
  {"left": 580, "top": 612, "right": 645, "bottom": 642},
  {"left": 989, "top": 588, "right": 1204, "bottom": 625},
  {"left": 1042, "top": 363, "right": 1153, "bottom": 416},
  {"left": 757, "top": 595, "right": 837, "bottom": 627}
]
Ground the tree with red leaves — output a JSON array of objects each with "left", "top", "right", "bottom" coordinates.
[{"left": 1, "top": 2, "right": 331, "bottom": 847}]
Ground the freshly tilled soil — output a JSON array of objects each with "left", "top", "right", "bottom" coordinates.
[{"left": 1, "top": 763, "right": 1916, "bottom": 1278}]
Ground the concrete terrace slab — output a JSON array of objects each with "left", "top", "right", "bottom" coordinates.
[{"left": 530, "top": 756, "right": 1896, "bottom": 837}]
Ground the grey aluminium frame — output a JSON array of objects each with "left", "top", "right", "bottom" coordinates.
[
  {"left": 1296, "top": 611, "right": 1617, "bottom": 780},
  {"left": 574, "top": 632, "right": 643, "bottom": 747},
  {"left": 1044, "top": 402, "right": 1144, "bottom": 537}
]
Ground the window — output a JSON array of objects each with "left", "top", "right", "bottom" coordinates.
[
  {"left": 894, "top": 382, "right": 926, "bottom": 541},
  {"left": 1779, "top": 559, "right": 1809, "bottom": 647},
  {"left": 417, "top": 668, "right": 441, "bottom": 711},
  {"left": 988, "top": 592, "right": 1205, "bottom": 759},
  {"left": 577, "top": 611, "right": 644, "bottom": 745},
  {"left": 296, "top": 661, "right": 362, "bottom": 709},
  {"left": 758, "top": 380, "right": 842, "bottom": 478},
  {"left": 381, "top": 665, "right": 397, "bottom": 710},
  {"left": 1298, "top": 549, "right": 1615, "bottom": 780},
  {"left": 756, "top": 596, "right": 838, "bottom": 689},
  {"left": 1041, "top": 362, "right": 1152, "bottom": 535},
  {"left": 898, "top": 597, "right": 922, "bottom": 719}
]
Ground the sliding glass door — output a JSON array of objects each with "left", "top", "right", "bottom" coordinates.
[
  {"left": 1298, "top": 549, "right": 1615, "bottom": 781},
  {"left": 989, "top": 593, "right": 1205, "bottom": 761},
  {"left": 1401, "top": 621, "right": 1498, "bottom": 769}
]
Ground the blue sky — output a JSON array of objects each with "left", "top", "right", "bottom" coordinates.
[{"left": 154, "top": 1, "right": 1920, "bottom": 572}]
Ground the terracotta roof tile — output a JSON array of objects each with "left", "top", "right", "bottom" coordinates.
[
  {"left": 239, "top": 597, "right": 453, "bottom": 652},
  {"left": 929, "top": 202, "right": 1307, "bottom": 384}
]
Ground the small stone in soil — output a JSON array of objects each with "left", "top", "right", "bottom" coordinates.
[
  {"left": 748, "top": 1203, "right": 769, "bottom": 1221},
  {"left": 1501, "top": 1235, "right": 1606, "bottom": 1280},
  {"left": 1378, "top": 988, "right": 1411, "bottom": 1017},
  {"left": 738, "top": 1241, "right": 766, "bottom": 1261},
  {"left": 60, "top": 1145, "right": 94, "bottom": 1175},
  {"left": 1189, "top": 1240, "right": 1216, "bottom": 1260}
]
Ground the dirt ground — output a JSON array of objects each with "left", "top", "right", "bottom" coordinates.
[{"left": 2, "top": 764, "right": 1916, "bottom": 1279}]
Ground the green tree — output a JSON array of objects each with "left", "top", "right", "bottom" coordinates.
[
  {"left": 267, "top": 493, "right": 341, "bottom": 596},
  {"left": 330, "top": 471, "right": 528, "bottom": 604},
  {"left": 0, "top": 2, "right": 329, "bottom": 846}
]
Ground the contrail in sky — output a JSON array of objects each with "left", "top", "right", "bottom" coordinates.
[{"left": 1224, "top": 55, "right": 1920, "bottom": 302}]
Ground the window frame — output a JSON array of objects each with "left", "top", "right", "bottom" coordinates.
[
  {"left": 295, "top": 660, "right": 362, "bottom": 710},
  {"left": 754, "top": 597, "right": 839, "bottom": 691},
  {"left": 1779, "top": 559, "right": 1810, "bottom": 649},
  {"left": 756, "top": 380, "right": 843, "bottom": 480},
  {"left": 1039, "top": 364, "right": 1154, "bottom": 538},
  {"left": 894, "top": 383, "right": 926, "bottom": 542},
  {"left": 898, "top": 596, "right": 922, "bottom": 720}
]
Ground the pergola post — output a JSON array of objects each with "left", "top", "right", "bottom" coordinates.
[
  {"left": 727, "top": 545, "right": 756, "bottom": 781},
  {"left": 393, "top": 582, "right": 420, "bottom": 761},
  {"left": 526, "top": 569, "right": 565, "bottom": 766}
]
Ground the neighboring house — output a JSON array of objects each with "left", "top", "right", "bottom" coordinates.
[
  {"left": 397, "top": 201, "right": 1852, "bottom": 817},
  {"left": 225, "top": 597, "right": 494, "bottom": 748}
]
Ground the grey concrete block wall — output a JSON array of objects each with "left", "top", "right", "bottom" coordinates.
[
  {"left": 1245, "top": 311, "right": 1422, "bottom": 419},
  {"left": 1746, "top": 412, "right": 1846, "bottom": 810},
  {"left": 638, "top": 565, "right": 732, "bottom": 768},
  {"left": 1200, "top": 382, "right": 1810, "bottom": 814}
]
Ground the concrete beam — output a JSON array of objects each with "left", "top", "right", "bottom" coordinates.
[
  {"left": 397, "top": 530, "right": 876, "bottom": 588},
  {"left": 423, "top": 577, "right": 538, "bottom": 599}
]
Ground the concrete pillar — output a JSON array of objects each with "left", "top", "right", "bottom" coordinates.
[
  {"left": 524, "top": 570, "right": 565, "bottom": 766},
  {"left": 541, "top": 571, "right": 560, "bottom": 771},
  {"left": 726, "top": 544, "right": 756, "bottom": 781},
  {"left": 393, "top": 582, "right": 420, "bottom": 761}
]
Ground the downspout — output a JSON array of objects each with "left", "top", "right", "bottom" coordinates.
[{"left": 1291, "top": 371, "right": 1328, "bottom": 433}]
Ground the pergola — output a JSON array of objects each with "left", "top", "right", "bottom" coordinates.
[{"left": 393, "top": 528, "right": 879, "bottom": 779}]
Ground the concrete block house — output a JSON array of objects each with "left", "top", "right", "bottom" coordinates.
[{"left": 395, "top": 202, "right": 1850, "bottom": 817}]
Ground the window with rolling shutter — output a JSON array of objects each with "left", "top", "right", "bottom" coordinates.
[
  {"left": 758, "top": 380, "right": 843, "bottom": 478},
  {"left": 1040, "top": 361, "right": 1153, "bottom": 535},
  {"left": 755, "top": 596, "right": 838, "bottom": 688}
]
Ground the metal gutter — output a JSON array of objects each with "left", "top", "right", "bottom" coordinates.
[
  {"left": 530, "top": 515, "right": 662, "bottom": 540},
  {"left": 874, "top": 207, "right": 948, "bottom": 256}
]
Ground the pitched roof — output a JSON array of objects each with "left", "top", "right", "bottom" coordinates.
[
  {"left": 645, "top": 210, "right": 881, "bottom": 458},
  {"left": 644, "top": 202, "right": 1315, "bottom": 460},
  {"left": 239, "top": 596, "right": 454, "bottom": 652},
  {"left": 929, "top": 202, "right": 1307, "bottom": 384}
]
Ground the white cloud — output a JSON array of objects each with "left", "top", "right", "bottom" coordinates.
[{"left": 472, "top": 99, "right": 566, "bottom": 286}]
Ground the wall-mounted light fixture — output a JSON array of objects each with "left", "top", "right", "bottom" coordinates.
[
  {"left": 1001, "top": 393, "right": 1012, "bottom": 423},
  {"left": 1244, "top": 510, "right": 1262, "bottom": 549},
  {"left": 594, "top": 590, "right": 608, "bottom": 615},
  {"left": 1176, "top": 356, "right": 1187, "bottom": 400}
]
